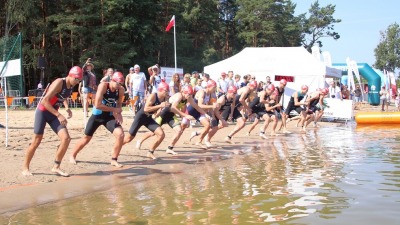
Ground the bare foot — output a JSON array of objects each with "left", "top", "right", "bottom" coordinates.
[
  {"left": 196, "top": 142, "right": 208, "bottom": 149},
  {"left": 205, "top": 141, "right": 213, "bottom": 148},
  {"left": 22, "top": 169, "right": 33, "bottom": 176},
  {"left": 259, "top": 133, "right": 268, "bottom": 139},
  {"left": 147, "top": 151, "right": 157, "bottom": 160},
  {"left": 51, "top": 167, "right": 70, "bottom": 177},
  {"left": 111, "top": 160, "right": 123, "bottom": 168},
  {"left": 282, "top": 130, "right": 291, "bottom": 134},
  {"left": 189, "top": 131, "right": 199, "bottom": 143},
  {"left": 166, "top": 149, "right": 178, "bottom": 155},
  {"left": 136, "top": 140, "right": 142, "bottom": 150},
  {"left": 245, "top": 132, "right": 250, "bottom": 136},
  {"left": 270, "top": 132, "right": 279, "bottom": 136},
  {"left": 225, "top": 137, "right": 235, "bottom": 144},
  {"left": 69, "top": 156, "right": 77, "bottom": 165}
]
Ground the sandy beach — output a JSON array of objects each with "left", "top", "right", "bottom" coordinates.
[{"left": 0, "top": 103, "right": 386, "bottom": 214}]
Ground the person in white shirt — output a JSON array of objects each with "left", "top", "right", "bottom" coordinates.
[
  {"left": 130, "top": 64, "right": 147, "bottom": 112},
  {"left": 380, "top": 86, "right": 389, "bottom": 111},
  {"left": 201, "top": 73, "right": 210, "bottom": 89},
  {"left": 328, "top": 81, "right": 341, "bottom": 99},
  {"left": 217, "top": 72, "right": 229, "bottom": 97}
]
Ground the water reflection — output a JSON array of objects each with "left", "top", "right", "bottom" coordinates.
[{"left": 2, "top": 125, "right": 400, "bottom": 224}]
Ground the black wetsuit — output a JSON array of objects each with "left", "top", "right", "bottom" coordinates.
[{"left": 128, "top": 93, "right": 162, "bottom": 136}]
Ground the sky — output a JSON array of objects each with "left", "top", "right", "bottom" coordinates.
[{"left": 294, "top": 0, "right": 400, "bottom": 67}]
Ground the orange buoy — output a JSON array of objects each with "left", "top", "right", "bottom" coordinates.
[{"left": 355, "top": 111, "right": 400, "bottom": 124}]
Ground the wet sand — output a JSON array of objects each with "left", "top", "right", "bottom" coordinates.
[{"left": 0, "top": 103, "right": 390, "bottom": 214}]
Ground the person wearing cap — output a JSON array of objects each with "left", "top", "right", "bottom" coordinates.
[
  {"left": 185, "top": 80, "right": 218, "bottom": 149},
  {"left": 284, "top": 85, "right": 309, "bottom": 130},
  {"left": 246, "top": 83, "right": 276, "bottom": 138},
  {"left": 275, "top": 79, "right": 290, "bottom": 133},
  {"left": 69, "top": 72, "right": 126, "bottom": 168},
  {"left": 203, "top": 85, "right": 237, "bottom": 147},
  {"left": 124, "top": 81, "right": 171, "bottom": 159},
  {"left": 128, "top": 64, "right": 147, "bottom": 114},
  {"left": 217, "top": 72, "right": 229, "bottom": 97},
  {"left": 79, "top": 58, "right": 97, "bottom": 117},
  {"left": 149, "top": 64, "right": 162, "bottom": 94},
  {"left": 225, "top": 80, "right": 258, "bottom": 144},
  {"left": 259, "top": 89, "right": 282, "bottom": 136},
  {"left": 136, "top": 85, "right": 201, "bottom": 154},
  {"left": 22, "top": 66, "right": 83, "bottom": 177}
]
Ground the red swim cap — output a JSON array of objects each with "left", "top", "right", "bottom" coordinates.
[
  {"left": 228, "top": 85, "right": 237, "bottom": 94},
  {"left": 112, "top": 72, "right": 124, "bottom": 83},
  {"left": 280, "top": 79, "right": 287, "bottom": 85},
  {"left": 157, "top": 81, "right": 170, "bottom": 92},
  {"left": 182, "top": 85, "right": 194, "bottom": 95},
  {"left": 207, "top": 80, "right": 217, "bottom": 88},
  {"left": 68, "top": 66, "right": 83, "bottom": 79},
  {"left": 249, "top": 80, "right": 257, "bottom": 88},
  {"left": 321, "top": 87, "right": 329, "bottom": 95},
  {"left": 267, "top": 84, "right": 275, "bottom": 91},
  {"left": 272, "top": 89, "right": 279, "bottom": 96},
  {"left": 301, "top": 85, "right": 309, "bottom": 91}
]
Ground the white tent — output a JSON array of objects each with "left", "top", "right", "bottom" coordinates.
[{"left": 204, "top": 46, "right": 342, "bottom": 107}]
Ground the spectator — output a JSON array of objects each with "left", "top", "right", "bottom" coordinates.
[
  {"left": 149, "top": 64, "right": 161, "bottom": 94},
  {"left": 328, "top": 81, "right": 341, "bottom": 99},
  {"left": 227, "top": 70, "right": 234, "bottom": 86},
  {"left": 265, "top": 76, "right": 272, "bottom": 86},
  {"left": 190, "top": 71, "right": 199, "bottom": 87},
  {"left": 181, "top": 73, "right": 191, "bottom": 88},
  {"left": 201, "top": 73, "right": 210, "bottom": 89},
  {"left": 195, "top": 79, "right": 203, "bottom": 92},
  {"left": 234, "top": 74, "right": 241, "bottom": 89},
  {"left": 341, "top": 85, "right": 350, "bottom": 100},
  {"left": 217, "top": 72, "right": 229, "bottom": 97},
  {"left": 130, "top": 64, "right": 147, "bottom": 113},
  {"left": 380, "top": 86, "right": 389, "bottom": 111},
  {"left": 37, "top": 81, "right": 43, "bottom": 90},
  {"left": 353, "top": 85, "right": 362, "bottom": 109},
  {"left": 241, "top": 75, "right": 250, "bottom": 87},
  {"left": 80, "top": 58, "right": 97, "bottom": 117},
  {"left": 169, "top": 73, "right": 181, "bottom": 96}
]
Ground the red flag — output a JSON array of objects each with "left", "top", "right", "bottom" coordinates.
[{"left": 165, "top": 15, "right": 175, "bottom": 32}]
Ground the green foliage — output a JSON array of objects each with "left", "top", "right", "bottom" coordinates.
[
  {"left": 374, "top": 23, "right": 400, "bottom": 72},
  {"left": 301, "top": 0, "right": 341, "bottom": 52},
  {"left": 0, "top": 0, "right": 341, "bottom": 94}
]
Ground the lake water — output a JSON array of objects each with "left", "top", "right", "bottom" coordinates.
[{"left": 1, "top": 124, "right": 400, "bottom": 224}]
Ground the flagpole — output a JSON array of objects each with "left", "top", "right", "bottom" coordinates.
[{"left": 173, "top": 15, "right": 177, "bottom": 73}]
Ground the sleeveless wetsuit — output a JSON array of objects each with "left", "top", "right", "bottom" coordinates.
[
  {"left": 85, "top": 84, "right": 121, "bottom": 136},
  {"left": 128, "top": 93, "right": 162, "bottom": 136},
  {"left": 34, "top": 78, "right": 73, "bottom": 134}
]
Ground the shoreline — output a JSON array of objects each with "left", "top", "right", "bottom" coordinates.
[{"left": 0, "top": 105, "right": 387, "bottom": 214}]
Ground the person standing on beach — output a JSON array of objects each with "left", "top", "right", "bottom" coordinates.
[
  {"left": 123, "top": 82, "right": 171, "bottom": 159},
  {"left": 69, "top": 72, "right": 125, "bottom": 167},
  {"left": 79, "top": 58, "right": 97, "bottom": 117},
  {"left": 22, "top": 66, "right": 83, "bottom": 177}
]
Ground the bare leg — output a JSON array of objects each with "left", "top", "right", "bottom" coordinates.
[
  {"left": 166, "top": 126, "right": 184, "bottom": 155},
  {"left": 147, "top": 127, "right": 165, "bottom": 159},
  {"left": 22, "top": 134, "right": 43, "bottom": 176},
  {"left": 69, "top": 135, "right": 93, "bottom": 164},
  {"left": 225, "top": 117, "right": 246, "bottom": 144},
  {"left": 196, "top": 118, "right": 211, "bottom": 148},
  {"left": 123, "top": 133, "right": 135, "bottom": 145},
  {"left": 260, "top": 115, "right": 271, "bottom": 139},
  {"left": 136, "top": 131, "right": 154, "bottom": 150},
  {"left": 280, "top": 111, "right": 290, "bottom": 133},
  {"left": 51, "top": 128, "right": 71, "bottom": 177},
  {"left": 111, "top": 127, "right": 124, "bottom": 167},
  {"left": 271, "top": 116, "right": 279, "bottom": 136},
  {"left": 246, "top": 118, "right": 259, "bottom": 135},
  {"left": 204, "top": 126, "right": 218, "bottom": 148}
]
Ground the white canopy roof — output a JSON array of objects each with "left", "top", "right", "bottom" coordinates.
[{"left": 204, "top": 46, "right": 341, "bottom": 80}]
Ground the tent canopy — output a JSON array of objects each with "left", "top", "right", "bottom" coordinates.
[
  {"left": 203, "top": 46, "right": 342, "bottom": 107},
  {"left": 204, "top": 46, "right": 341, "bottom": 81}
]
